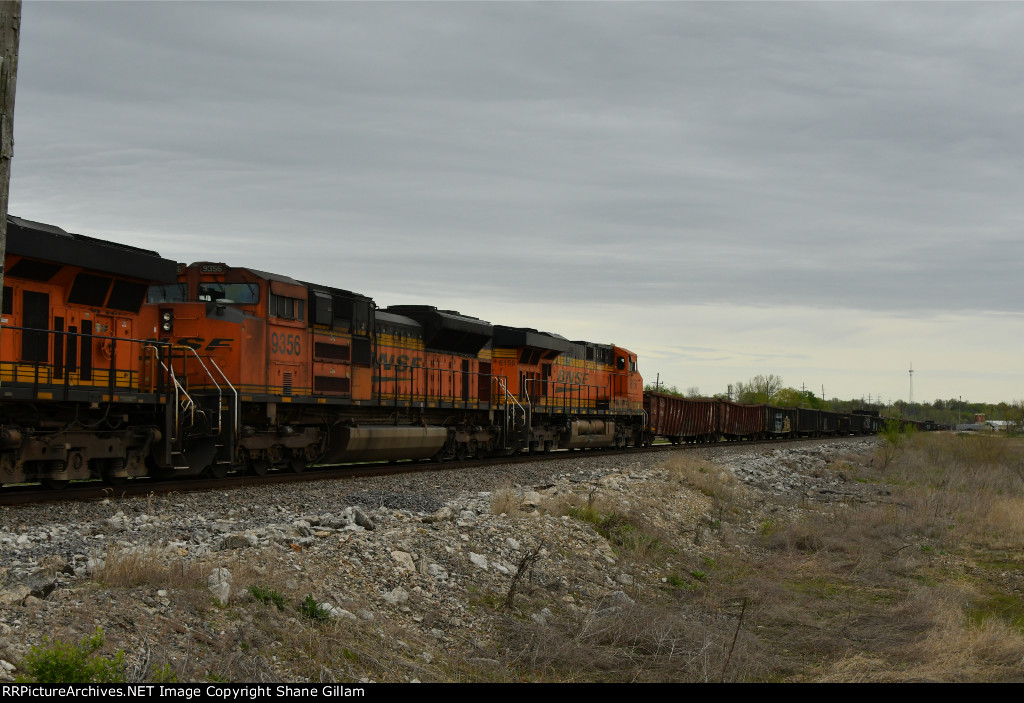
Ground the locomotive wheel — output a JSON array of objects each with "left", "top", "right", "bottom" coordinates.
[
  {"left": 103, "top": 459, "right": 128, "bottom": 486},
  {"left": 43, "top": 460, "right": 69, "bottom": 489},
  {"left": 289, "top": 458, "right": 307, "bottom": 473},
  {"left": 206, "top": 463, "right": 229, "bottom": 479},
  {"left": 455, "top": 445, "right": 468, "bottom": 462},
  {"left": 250, "top": 459, "right": 271, "bottom": 476}
]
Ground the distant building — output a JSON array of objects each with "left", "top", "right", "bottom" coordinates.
[{"left": 957, "top": 421, "right": 1009, "bottom": 432}]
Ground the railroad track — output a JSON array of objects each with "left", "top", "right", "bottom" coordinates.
[{"left": 0, "top": 434, "right": 874, "bottom": 507}]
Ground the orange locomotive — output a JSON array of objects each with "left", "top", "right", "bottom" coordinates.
[
  {"left": 0, "top": 216, "right": 179, "bottom": 487},
  {"left": 146, "top": 261, "right": 646, "bottom": 476}
]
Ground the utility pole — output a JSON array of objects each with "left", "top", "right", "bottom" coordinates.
[
  {"left": 908, "top": 362, "right": 914, "bottom": 406},
  {"left": 0, "top": 1, "right": 21, "bottom": 317}
]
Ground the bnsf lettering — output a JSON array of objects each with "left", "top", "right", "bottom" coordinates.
[
  {"left": 377, "top": 353, "right": 423, "bottom": 371},
  {"left": 270, "top": 332, "right": 302, "bottom": 356},
  {"left": 176, "top": 337, "right": 203, "bottom": 352},
  {"left": 555, "top": 370, "right": 589, "bottom": 385},
  {"left": 173, "top": 337, "right": 235, "bottom": 352}
]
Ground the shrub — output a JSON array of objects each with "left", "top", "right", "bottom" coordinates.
[
  {"left": 299, "top": 595, "right": 332, "bottom": 621},
  {"left": 17, "top": 628, "right": 125, "bottom": 683},
  {"left": 248, "top": 585, "right": 287, "bottom": 611}
]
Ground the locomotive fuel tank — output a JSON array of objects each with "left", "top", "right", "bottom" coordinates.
[{"left": 321, "top": 425, "right": 449, "bottom": 463}]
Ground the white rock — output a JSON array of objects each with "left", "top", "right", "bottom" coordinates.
[
  {"left": 382, "top": 587, "right": 409, "bottom": 605},
  {"left": 207, "top": 567, "right": 233, "bottom": 605},
  {"left": 390, "top": 550, "right": 416, "bottom": 572}
]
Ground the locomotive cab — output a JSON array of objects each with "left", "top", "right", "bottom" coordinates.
[{"left": 145, "top": 262, "right": 275, "bottom": 475}]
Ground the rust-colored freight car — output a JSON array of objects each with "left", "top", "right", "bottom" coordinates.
[
  {"left": 718, "top": 400, "right": 764, "bottom": 440},
  {"left": 643, "top": 392, "right": 717, "bottom": 444}
]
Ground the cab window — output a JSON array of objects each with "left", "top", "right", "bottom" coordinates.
[
  {"left": 147, "top": 284, "right": 187, "bottom": 303},
  {"left": 198, "top": 282, "right": 260, "bottom": 304},
  {"left": 271, "top": 293, "right": 304, "bottom": 321}
]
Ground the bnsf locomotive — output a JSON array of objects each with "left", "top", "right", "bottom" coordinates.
[
  {"left": 0, "top": 217, "right": 178, "bottom": 488},
  {"left": 0, "top": 216, "right": 645, "bottom": 487}
]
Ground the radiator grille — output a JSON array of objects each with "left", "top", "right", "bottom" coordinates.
[
  {"left": 315, "top": 376, "right": 351, "bottom": 394},
  {"left": 314, "top": 342, "right": 351, "bottom": 362}
]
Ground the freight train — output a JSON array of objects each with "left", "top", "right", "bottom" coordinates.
[
  {"left": 0, "top": 216, "right": 878, "bottom": 490},
  {"left": 0, "top": 216, "right": 646, "bottom": 488},
  {"left": 644, "top": 392, "right": 883, "bottom": 444}
]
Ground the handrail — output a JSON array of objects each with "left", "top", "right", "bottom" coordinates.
[
  {"left": 173, "top": 345, "right": 225, "bottom": 437},
  {"left": 493, "top": 376, "right": 527, "bottom": 449},
  {"left": 206, "top": 357, "right": 239, "bottom": 461},
  {"left": 152, "top": 349, "right": 193, "bottom": 443}
]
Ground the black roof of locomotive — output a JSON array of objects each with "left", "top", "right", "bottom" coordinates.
[
  {"left": 493, "top": 326, "right": 573, "bottom": 354},
  {"left": 385, "top": 305, "right": 492, "bottom": 354},
  {"left": 6, "top": 215, "right": 178, "bottom": 283}
]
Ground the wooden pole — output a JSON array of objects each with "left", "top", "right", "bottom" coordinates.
[{"left": 0, "top": 1, "right": 21, "bottom": 317}]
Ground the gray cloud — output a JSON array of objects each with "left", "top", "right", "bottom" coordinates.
[{"left": 9, "top": 1, "right": 1024, "bottom": 401}]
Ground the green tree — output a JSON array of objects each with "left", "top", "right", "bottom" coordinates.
[
  {"left": 644, "top": 382, "right": 683, "bottom": 397},
  {"left": 1006, "top": 402, "right": 1024, "bottom": 435},
  {"left": 771, "top": 387, "right": 825, "bottom": 409},
  {"left": 733, "top": 374, "right": 783, "bottom": 404}
]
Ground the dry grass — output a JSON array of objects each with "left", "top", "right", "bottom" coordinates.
[
  {"left": 488, "top": 488, "right": 521, "bottom": 516},
  {"left": 739, "top": 434, "right": 1024, "bottom": 681},
  {"left": 90, "top": 546, "right": 208, "bottom": 591},
  {"left": 664, "top": 454, "right": 746, "bottom": 505},
  {"left": 483, "top": 434, "right": 1024, "bottom": 682},
  {"left": 494, "top": 595, "right": 778, "bottom": 682}
]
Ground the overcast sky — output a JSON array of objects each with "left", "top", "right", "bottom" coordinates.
[{"left": 9, "top": 1, "right": 1024, "bottom": 405}]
